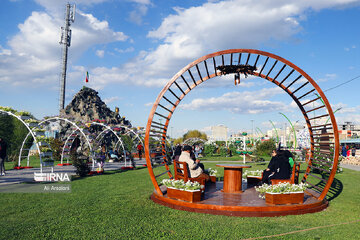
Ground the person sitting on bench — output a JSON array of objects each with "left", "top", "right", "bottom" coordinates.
[
  {"left": 262, "top": 149, "right": 291, "bottom": 184},
  {"left": 179, "top": 145, "right": 209, "bottom": 181}
]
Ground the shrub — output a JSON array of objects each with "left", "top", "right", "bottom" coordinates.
[
  {"left": 203, "top": 144, "right": 217, "bottom": 157},
  {"left": 71, "top": 152, "right": 90, "bottom": 177},
  {"left": 254, "top": 139, "right": 276, "bottom": 158},
  {"left": 49, "top": 138, "right": 63, "bottom": 161}
]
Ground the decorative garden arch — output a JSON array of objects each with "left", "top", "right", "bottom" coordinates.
[
  {"left": 21, "top": 117, "right": 93, "bottom": 167},
  {"left": 182, "top": 138, "right": 206, "bottom": 145},
  {"left": 0, "top": 110, "right": 43, "bottom": 170},
  {"left": 113, "top": 125, "right": 144, "bottom": 150},
  {"left": 87, "top": 122, "right": 130, "bottom": 167},
  {"left": 145, "top": 49, "right": 339, "bottom": 215},
  {"left": 92, "top": 125, "right": 127, "bottom": 165}
]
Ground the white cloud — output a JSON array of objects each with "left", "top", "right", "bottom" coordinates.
[
  {"left": 129, "top": 4, "right": 149, "bottom": 25},
  {"left": 96, "top": 50, "right": 105, "bottom": 58},
  {"left": 0, "top": 5, "right": 128, "bottom": 87},
  {"left": 317, "top": 73, "right": 337, "bottom": 82},
  {"left": 104, "top": 96, "right": 119, "bottom": 104},
  {"left": 344, "top": 45, "right": 356, "bottom": 51},
  {"left": 115, "top": 47, "right": 135, "bottom": 53},
  {"left": 179, "top": 87, "right": 295, "bottom": 114},
  {"left": 84, "top": 0, "right": 359, "bottom": 89},
  {"left": 144, "top": 102, "right": 154, "bottom": 107}
]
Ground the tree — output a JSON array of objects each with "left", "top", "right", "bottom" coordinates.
[
  {"left": 183, "top": 130, "right": 207, "bottom": 141},
  {"left": 0, "top": 114, "right": 33, "bottom": 161},
  {"left": 254, "top": 139, "right": 276, "bottom": 158}
]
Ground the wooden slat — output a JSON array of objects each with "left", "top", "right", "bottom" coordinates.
[
  {"left": 254, "top": 55, "right": 260, "bottom": 67},
  {"left": 150, "top": 129, "right": 166, "bottom": 135},
  {"left": 154, "top": 112, "right": 169, "bottom": 120},
  {"left": 151, "top": 121, "right": 166, "bottom": 128},
  {"left": 298, "top": 89, "right": 316, "bottom": 100},
  {"left": 168, "top": 88, "right": 180, "bottom": 101},
  {"left": 305, "top": 181, "right": 325, "bottom": 192},
  {"left": 313, "top": 141, "right": 334, "bottom": 145},
  {"left": 308, "top": 114, "right": 329, "bottom": 121},
  {"left": 196, "top": 64, "right": 203, "bottom": 81},
  {"left": 174, "top": 81, "right": 185, "bottom": 95},
  {"left": 149, "top": 134, "right": 165, "bottom": 138},
  {"left": 305, "top": 172, "right": 327, "bottom": 182},
  {"left": 204, "top": 60, "right": 210, "bottom": 78},
  {"left": 259, "top": 57, "right": 269, "bottom": 75},
  {"left": 162, "top": 96, "right": 176, "bottom": 107},
  {"left": 309, "top": 164, "right": 331, "bottom": 173},
  {"left": 285, "top": 75, "right": 302, "bottom": 90},
  {"left": 310, "top": 158, "right": 333, "bottom": 167},
  {"left": 238, "top": 53, "right": 242, "bottom": 65},
  {"left": 181, "top": 75, "right": 191, "bottom": 90},
  {"left": 292, "top": 81, "right": 309, "bottom": 95},
  {"left": 158, "top": 103, "right": 172, "bottom": 113},
  {"left": 213, "top": 57, "right": 218, "bottom": 76},
  {"left": 310, "top": 123, "right": 332, "bottom": 129},
  {"left": 230, "top": 53, "right": 233, "bottom": 65},
  {"left": 279, "top": 69, "right": 295, "bottom": 85},
  {"left": 302, "top": 97, "right": 321, "bottom": 106},
  {"left": 246, "top": 53, "right": 251, "bottom": 65},
  {"left": 265, "top": 60, "right": 278, "bottom": 79},
  {"left": 188, "top": 69, "right": 197, "bottom": 85},
  {"left": 273, "top": 64, "right": 286, "bottom": 81},
  {"left": 312, "top": 151, "right": 333, "bottom": 157},
  {"left": 222, "top": 55, "right": 225, "bottom": 65},
  {"left": 306, "top": 105, "right": 326, "bottom": 113}
]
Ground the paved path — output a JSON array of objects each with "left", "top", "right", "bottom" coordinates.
[
  {"left": 340, "top": 163, "right": 360, "bottom": 171},
  {"left": 0, "top": 159, "right": 147, "bottom": 187}
]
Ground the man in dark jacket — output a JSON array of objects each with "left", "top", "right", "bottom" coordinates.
[{"left": 0, "top": 138, "right": 7, "bottom": 176}]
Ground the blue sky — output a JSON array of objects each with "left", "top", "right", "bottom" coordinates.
[{"left": 0, "top": 0, "right": 360, "bottom": 138}]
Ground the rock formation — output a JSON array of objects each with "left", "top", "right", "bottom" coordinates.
[{"left": 60, "top": 86, "right": 130, "bottom": 126}]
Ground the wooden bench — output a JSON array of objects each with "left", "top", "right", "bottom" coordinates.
[
  {"left": 173, "top": 159, "right": 206, "bottom": 186},
  {"left": 271, "top": 162, "right": 300, "bottom": 185}
]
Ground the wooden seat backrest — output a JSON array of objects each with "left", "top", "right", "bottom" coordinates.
[
  {"left": 271, "top": 162, "right": 300, "bottom": 185},
  {"left": 173, "top": 159, "right": 189, "bottom": 182},
  {"left": 173, "top": 159, "right": 206, "bottom": 186}
]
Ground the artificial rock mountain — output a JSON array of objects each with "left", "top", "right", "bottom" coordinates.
[{"left": 61, "top": 86, "right": 131, "bottom": 126}]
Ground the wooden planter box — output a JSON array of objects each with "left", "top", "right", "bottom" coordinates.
[
  {"left": 210, "top": 176, "right": 217, "bottom": 183},
  {"left": 265, "top": 192, "right": 304, "bottom": 205},
  {"left": 167, "top": 188, "right": 201, "bottom": 203}
]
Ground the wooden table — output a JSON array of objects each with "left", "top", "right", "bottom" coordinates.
[{"left": 216, "top": 164, "right": 251, "bottom": 193}]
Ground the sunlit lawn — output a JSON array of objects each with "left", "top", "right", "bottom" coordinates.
[{"left": 0, "top": 157, "right": 359, "bottom": 239}]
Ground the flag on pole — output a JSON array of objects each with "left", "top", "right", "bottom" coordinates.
[{"left": 85, "top": 71, "right": 89, "bottom": 83}]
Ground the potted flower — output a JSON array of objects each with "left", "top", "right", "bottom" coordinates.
[
  {"left": 162, "top": 179, "right": 202, "bottom": 202},
  {"left": 243, "top": 170, "right": 263, "bottom": 185},
  {"left": 17, "top": 111, "right": 31, "bottom": 120},
  {"left": 255, "top": 182, "right": 308, "bottom": 205},
  {"left": 206, "top": 168, "right": 218, "bottom": 183}
]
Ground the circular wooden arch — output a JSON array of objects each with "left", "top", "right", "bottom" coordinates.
[{"left": 145, "top": 49, "right": 339, "bottom": 202}]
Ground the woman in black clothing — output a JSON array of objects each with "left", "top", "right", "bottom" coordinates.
[{"left": 262, "top": 149, "right": 291, "bottom": 184}]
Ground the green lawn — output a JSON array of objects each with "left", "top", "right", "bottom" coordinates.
[
  {"left": 5, "top": 156, "right": 65, "bottom": 170},
  {"left": 0, "top": 161, "right": 359, "bottom": 239},
  {"left": 200, "top": 154, "right": 272, "bottom": 162}
]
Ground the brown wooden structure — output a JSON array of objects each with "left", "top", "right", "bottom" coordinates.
[
  {"left": 271, "top": 162, "right": 301, "bottom": 185},
  {"left": 173, "top": 159, "right": 206, "bottom": 186},
  {"left": 216, "top": 164, "right": 251, "bottom": 193},
  {"left": 145, "top": 49, "right": 339, "bottom": 216}
]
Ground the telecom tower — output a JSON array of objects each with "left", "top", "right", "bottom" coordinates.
[{"left": 59, "top": 3, "right": 75, "bottom": 113}]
